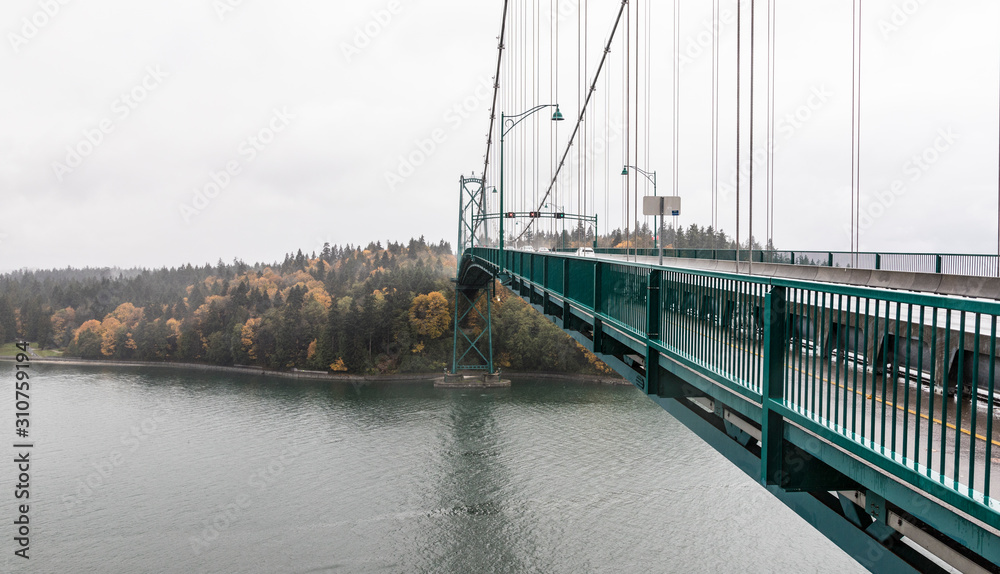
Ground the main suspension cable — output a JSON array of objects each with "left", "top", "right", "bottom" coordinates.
[
  {"left": 516, "top": 0, "right": 628, "bottom": 245},
  {"left": 478, "top": 0, "right": 509, "bottom": 187}
]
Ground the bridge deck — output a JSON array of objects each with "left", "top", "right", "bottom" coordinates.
[
  {"left": 599, "top": 252, "right": 1000, "bottom": 301},
  {"left": 467, "top": 246, "right": 1000, "bottom": 572}
]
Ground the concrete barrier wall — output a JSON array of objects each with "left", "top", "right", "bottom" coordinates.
[{"left": 629, "top": 256, "right": 1000, "bottom": 301}]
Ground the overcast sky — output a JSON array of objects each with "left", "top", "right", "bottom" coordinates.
[{"left": 2, "top": 0, "right": 999, "bottom": 272}]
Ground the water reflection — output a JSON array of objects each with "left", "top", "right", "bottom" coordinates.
[{"left": 423, "top": 389, "right": 525, "bottom": 573}]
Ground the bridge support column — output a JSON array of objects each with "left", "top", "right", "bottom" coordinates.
[
  {"left": 762, "top": 286, "right": 858, "bottom": 492},
  {"left": 593, "top": 318, "right": 604, "bottom": 355},
  {"left": 644, "top": 347, "right": 660, "bottom": 396},
  {"left": 644, "top": 270, "right": 662, "bottom": 396},
  {"left": 646, "top": 270, "right": 661, "bottom": 340},
  {"left": 592, "top": 263, "right": 604, "bottom": 354},
  {"left": 562, "top": 259, "right": 571, "bottom": 329},
  {"left": 761, "top": 286, "right": 788, "bottom": 486},
  {"left": 593, "top": 260, "right": 602, "bottom": 313},
  {"left": 450, "top": 285, "right": 496, "bottom": 375},
  {"left": 544, "top": 255, "right": 554, "bottom": 315}
]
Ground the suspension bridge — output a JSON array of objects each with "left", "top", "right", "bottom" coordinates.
[{"left": 451, "top": 1, "right": 1000, "bottom": 572}]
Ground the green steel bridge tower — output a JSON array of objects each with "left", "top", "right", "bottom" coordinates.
[{"left": 450, "top": 175, "right": 496, "bottom": 377}]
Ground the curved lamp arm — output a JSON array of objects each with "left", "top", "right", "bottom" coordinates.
[
  {"left": 622, "top": 165, "right": 656, "bottom": 186},
  {"left": 503, "top": 104, "right": 562, "bottom": 137}
]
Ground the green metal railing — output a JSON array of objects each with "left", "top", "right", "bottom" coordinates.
[
  {"left": 658, "top": 269, "right": 770, "bottom": 394},
  {"left": 470, "top": 247, "right": 1000, "bottom": 533},
  {"left": 776, "top": 280, "right": 1000, "bottom": 508},
  {"left": 601, "top": 262, "right": 649, "bottom": 335},
  {"left": 576, "top": 248, "right": 1000, "bottom": 278}
]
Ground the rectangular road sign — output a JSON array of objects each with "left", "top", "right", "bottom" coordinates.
[
  {"left": 643, "top": 196, "right": 681, "bottom": 216},
  {"left": 642, "top": 196, "right": 663, "bottom": 216}
]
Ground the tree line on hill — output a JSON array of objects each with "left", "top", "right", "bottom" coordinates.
[
  {"left": 0, "top": 237, "right": 609, "bottom": 375},
  {"left": 495, "top": 220, "right": 782, "bottom": 252},
  {"left": 503, "top": 222, "right": 831, "bottom": 266}
]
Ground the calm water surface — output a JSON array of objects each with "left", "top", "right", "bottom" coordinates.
[{"left": 3, "top": 363, "right": 866, "bottom": 573}]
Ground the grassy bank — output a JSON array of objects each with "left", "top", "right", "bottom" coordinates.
[{"left": 0, "top": 342, "right": 63, "bottom": 357}]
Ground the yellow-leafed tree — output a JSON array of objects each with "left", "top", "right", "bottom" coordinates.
[
  {"left": 109, "top": 302, "right": 144, "bottom": 329},
  {"left": 241, "top": 317, "right": 261, "bottom": 361},
  {"left": 73, "top": 319, "right": 101, "bottom": 340},
  {"left": 408, "top": 291, "right": 450, "bottom": 339},
  {"left": 50, "top": 307, "right": 76, "bottom": 346},
  {"left": 99, "top": 316, "right": 122, "bottom": 357}
]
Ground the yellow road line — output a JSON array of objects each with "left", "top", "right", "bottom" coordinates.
[
  {"left": 809, "top": 366, "right": 1000, "bottom": 450},
  {"left": 667, "top": 315, "right": 1000, "bottom": 450}
]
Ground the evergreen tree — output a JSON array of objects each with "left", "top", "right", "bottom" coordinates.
[{"left": 0, "top": 297, "right": 16, "bottom": 343}]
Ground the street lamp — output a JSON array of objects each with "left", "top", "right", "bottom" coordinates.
[
  {"left": 544, "top": 203, "right": 565, "bottom": 250},
  {"left": 621, "top": 165, "right": 663, "bottom": 265},
  {"left": 485, "top": 186, "right": 497, "bottom": 247},
  {"left": 500, "top": 105, "right": 564, "bottom": 255}
]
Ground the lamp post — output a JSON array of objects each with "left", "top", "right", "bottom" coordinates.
[
  {"left": 500, "top": 105, "right": 564, "bottom": 256},
  {"left": 621, "top": 165, "right": 662, "bottom": 265},
  {"left": 486, "top": 186, "right": 497, "bottom": 247},
  {"left": 544, "top": 203, "right": 565, "bottom": 250}
]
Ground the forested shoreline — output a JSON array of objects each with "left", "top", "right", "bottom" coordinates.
[{"left": 0, "top": 237, "right": 611, "bottom": 376}]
